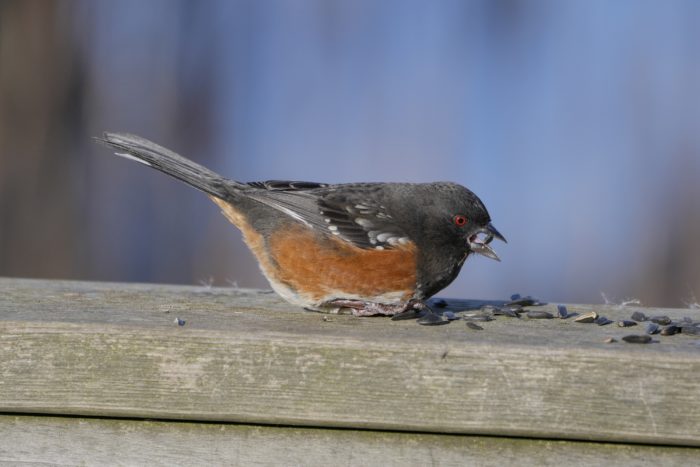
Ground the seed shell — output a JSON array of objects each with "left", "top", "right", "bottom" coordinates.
[
  {"left": 574, "top": 311, "right": 598, "bottom": 323},
  {"left": 418, "top": 313, "right": 448, "bottom": 326},
  {"left": 630, "top": 311, "right": 647, "bottom": 322},
  {"left": 557, "top": 305, "right": 569, "bottom": 319},
  {"left": 660, "top": 325, "right": 680, "bottom": 336},
  {"left": 622, "top": 335, "right": 652, "bottom": 344},
  {"left": 595, "top": 316, "right": 613, "bottom": 326},
  {"left": 527, "top": 311, "right": 553, "bottom": 319}
]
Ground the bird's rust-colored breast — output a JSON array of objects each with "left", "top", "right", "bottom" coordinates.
[
  {"left": 268, "top": 223, "right": 417, "bottom": 303},
  {"left": 211, "top": 197, "right": 417, "bottom": 305}
]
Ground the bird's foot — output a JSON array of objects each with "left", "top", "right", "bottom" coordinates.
[
  {"left": 325, "top": 299, "right": 407, "bottom": 317},
  {"left": 324, "top": 298, "right": 447, "bottom": 325}
]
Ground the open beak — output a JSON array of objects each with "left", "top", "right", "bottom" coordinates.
[{"left": 468, "top": 223, "right": 507, "bottom": 262}]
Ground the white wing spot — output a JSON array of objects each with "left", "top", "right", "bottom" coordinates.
[
  {"left": 115, "top": 152, "right": 152, "bottom": 166},
  {"left": 375, "top": 246, "right": 385, "bottom": 250},
  {"left": 328, "top": 225, "right": 338, "bottom": 231}
]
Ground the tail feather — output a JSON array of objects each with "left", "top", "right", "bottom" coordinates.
[{"left": 95, "top": 132, "right": 243, "bottom": 199}]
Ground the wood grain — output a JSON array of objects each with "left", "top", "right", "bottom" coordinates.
[
  {"left": 0, "top": 415, "right": 697, "bottom": 466},
  {"left": 1, "top": 278, "right": 699, "bottom": 447}
]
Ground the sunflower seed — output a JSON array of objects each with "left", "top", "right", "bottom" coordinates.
[
  {"left": 557, "top": 305, "right": 569, "bottom": 319},
  {"left": 604, "top": 337, "right": 617, "bottom": 343},
  {"left": 505, "top": 296, "right": 540, "bottom": 307},
  {"left": 174, "top": 318, "right": 186, "bottom": 326},
  {"left": 574, "top": 311, "right": 598, "bottom": 323},
  {"left": 466, "top": 322, "right": 484, "bottom": 330},
  {"left": 630, "top": 311, "right": 647, "bottom": 322},
  {"left": 617, "top": 320, "right": 637, "bottom": 327},
  {"left": 527, "top": 311, "right": 553, "bottom": 319},
  {"left": 493, "top": 307, "right": 520, "bottom": 318},
  {"left": 417, "top": 313, "right": 448, "bottom": 326},
  {"left": 645, "top": 323, "right": 660, "bottom": 335},
  {"left": 622, "top": 335, "right": 652, "bottom": 344},
  {"left": 464, "top": 314, "right": 493, "bottom": 322},
  {"left": 660, "top": 325, "right": 680, "bottom": 336},
  {"left": 595, "top": 316, "right": 613, "bottom": 326},
  {"left": 650, "top": 316, "right": 672, "bottom": 325}
]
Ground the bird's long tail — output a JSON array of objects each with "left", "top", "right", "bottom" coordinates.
[{"left": 95, "top": 132, "right": 244, "bottom": 199}]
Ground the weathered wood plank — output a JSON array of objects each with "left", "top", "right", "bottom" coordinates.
[
  {"left": 1, "top": 278, "right": 699, "bottom": 446},
  {"left": 0, "top": 415, "right": 697, "bottom": 466}
]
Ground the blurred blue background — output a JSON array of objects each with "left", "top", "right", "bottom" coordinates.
[{"left": 1, "top": 0, "right": 698, "bottom": 307}]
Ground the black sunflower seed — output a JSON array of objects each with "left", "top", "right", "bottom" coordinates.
[
  {"left": 660, "top": 325, "right": 680, "bottom": 336},
  {"left": 527, "top": 311, "right": 553, "bottom": 319},
  {"left": 630, "top": 311, "right": 647, "bottom": 322},
  {"left": 557, "top": 305, "right": 569, "bottom": 319},
  {"left": 595, "top": 316, "right": 613, "bottom": 326},
  {"left": 622, "top": 335, "right": 652, "bottom": 344}
]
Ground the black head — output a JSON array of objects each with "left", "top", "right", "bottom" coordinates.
[{"left": 428, "top": 183, "right": 506, "bottom": 261}]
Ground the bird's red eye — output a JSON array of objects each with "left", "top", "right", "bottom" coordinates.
[{"left": 453, "top": 215, "right": 467, "bottom": 226}]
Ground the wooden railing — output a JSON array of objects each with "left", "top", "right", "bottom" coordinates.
[{"left": 0, "top": 277, "right": 698, "bottom": 464}]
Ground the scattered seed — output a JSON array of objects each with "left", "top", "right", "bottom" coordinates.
[
  {"left": 511, "top": 305, "right": 526, "bottom": 313},
  {"left": 680, "top": 324, "right": 700, "bottom": 335},
  {"left": 604, "top": 337, "right": 617, "bottom": 343},
  {"left": 574, "top": 311, "right": 598, "bottom": 323},
  {"left": 622, "top": 335, "right": 652, "bottom": 344},
  {"left": 432, "top": 298, "right": 448, "bottom": 308},
  {"left": 650, "top": 316, "right": 672, "bottom": 325},
  {"left": 526, "top": 310, "right": 553, "bottom": 319},
  {"left": 322, "top": 316, "right": 333, "bottom": 322},
  {"left": 645, "top": 323, "right": 660, "bottom": 335},
  {"left": 464, "top": 314, "right": 493, "bottom": 322},
  {"left": 443, "top": 311, "right": 459, "bottom": 321},
  {"left": 617, "top": 320, "right": 637, "bottom": 327},
  {"left": 660, "top": 325, "right": 680, "bottom": 336},
  {"left": 493, "top": 307, "right": 520, "bottom": 318},
  {"left": 466, "top": 322, "right": 484, "bottom": 330},
  {"left": 557, "top": 305, "right": 569, "bottom": 319},
  {"left": 630, "top": 311, "right": 647, "bottom": 322},
  {"left": 418, "top": 313, "right": 448, "bottom": 326},
  {"left": 174, "top": 318, "right": 186, "bottom": 326},
  {"left": 595, "top": 316, "right": 613, "bottom": 326},
  {"left": 505, "top": 296, "right": 540, "bottom": 307}
]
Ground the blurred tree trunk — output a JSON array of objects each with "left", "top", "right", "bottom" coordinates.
[{"left": 0, "top": 0, "right": 87, "bottom": 278}]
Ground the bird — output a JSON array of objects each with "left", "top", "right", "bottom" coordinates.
[{"left": 96, "top": 132, "right": 506, "bottom": 324}]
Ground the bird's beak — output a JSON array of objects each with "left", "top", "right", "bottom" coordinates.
[{"left": 468, "top": 223, "right": 507, "bottom": 262}]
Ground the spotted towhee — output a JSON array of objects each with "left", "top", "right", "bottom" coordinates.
[{"left": 97, "top": 133, "right": 505, "bottom": 324}]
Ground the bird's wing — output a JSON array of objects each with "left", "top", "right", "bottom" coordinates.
[{"left": 246, "top": 182, "right": 411, "bottom": 250}]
